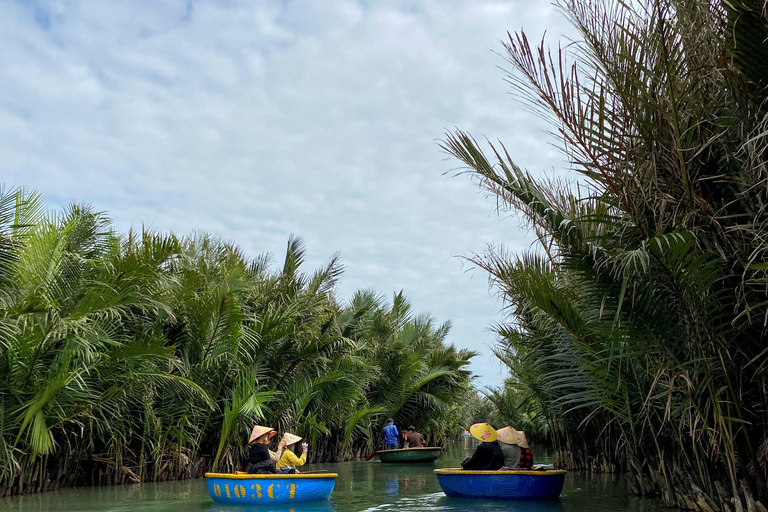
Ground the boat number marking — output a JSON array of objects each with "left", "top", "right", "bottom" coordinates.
[
  {"left": 233, "top": 484, "right": 246, "bottom": 498},
  {"left": 290, "top": 483, "right": 296, "bottom": 499},
  {"left": 250, "top": 484, "right": 262, "bottom": 499},
  {"left": 213, "top": 484, "right": 221, "bottom": 497}
]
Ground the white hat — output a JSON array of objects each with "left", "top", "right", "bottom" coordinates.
[{"left": 282, "top": 432, "right": 302, "bottom": 445}]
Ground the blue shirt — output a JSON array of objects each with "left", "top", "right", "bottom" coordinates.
[{"left": 382, "top": 424, "right": 399, "bottom": 444}]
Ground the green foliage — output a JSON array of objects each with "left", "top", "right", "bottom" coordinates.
[
  {"left": 445, "top": 0, "right": 768, "bottom": 507},
  {"left": 0, "top": 188, "right": 476, "bottom": 492}
]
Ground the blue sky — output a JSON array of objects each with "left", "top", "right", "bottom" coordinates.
[{"left": 0, "top": 0, "right": 575, "bottom": 388}]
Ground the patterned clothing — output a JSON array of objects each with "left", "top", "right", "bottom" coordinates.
[{"left": 518, "top": 447, "right": 534, "bottom": 469}]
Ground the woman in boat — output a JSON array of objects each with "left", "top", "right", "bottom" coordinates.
[
  {"left": 276, "top": 432, "right": 309, "bottom": 471},
  {"left": 516, "top": 430, "right": 533, "bottom": 469},
  {"left": 460, "top": 423, "right": 504, "bottom": 470},
  {"left": 247, "top": 425, "right": 281, "bottom": 474},
  {"left": 495, "top": 426, "right": 521, "bottom": 469}
]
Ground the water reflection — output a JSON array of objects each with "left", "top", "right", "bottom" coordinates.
[
  {"left": 355, "top": 493, "right": 564, "bottom": 512},
  {"left": 437, "top": 495, "right": 564, "bottom": 512},
  {"left": 207, "top": 500, "right": 337, "bottom": 512},
  {"left": 4, "top": 442, "right": 673, "bottom": 512}
]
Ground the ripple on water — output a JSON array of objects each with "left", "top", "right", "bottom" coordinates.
[{"left": 356, "top": 492, "right": 566, "bottom": 512}]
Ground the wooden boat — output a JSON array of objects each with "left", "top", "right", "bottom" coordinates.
[
  {"left": 434, "top": 468, "right": 566, "bottom": 500},
  {"left": 205, "top": 472, "right": 338, "bottom": 504},
  {"left": 377, "top": 447, "right": 442, "bottom": 463}
]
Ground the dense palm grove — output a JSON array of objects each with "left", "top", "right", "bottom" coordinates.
[
  {"left": 446, "top": 0, "right": 768, "bottom": 510},
  {"left": 0, "top": 188, "right": 475, "bottom": 497}
]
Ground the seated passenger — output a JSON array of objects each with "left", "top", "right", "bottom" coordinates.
[
  {"left": 460, "top": 423, "right": 504, "bottom": 471},
  {"left": 517, "top": 430, "right": 534, "bottom": 469},
  {"left": 247, "top": 425, "right": 279, "bottom": 474},
  {"left": 496, "top": 426, "right": 521, "bottom": 469},
  {"left": 405, "top": 426, "right": 425, "bottom": 448},
  {"left": 277, "top": 432, "right": 308, "bottom": 471}
]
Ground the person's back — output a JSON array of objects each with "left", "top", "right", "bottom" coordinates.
[
  {"left": 461, "top": 441, "right": 505, "bottom": 470},
  {"left": 382, "top": 419, "right": 399, "bottom": 450},
  {"left": 516, "top": 431, "right": 534, "bottom": 469},
  {"left": 406, "top": 431, "right": 424, "bottom": 448},
  {"left": 518, "top": 446, "right": 534, "bottom": 469},
  {"left": 500, "top": 443, "right": 520, "bottom": 469}
]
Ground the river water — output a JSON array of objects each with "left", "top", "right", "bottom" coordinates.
[{"left": 4, "top": 440, "right": 671, "bottom": 512}]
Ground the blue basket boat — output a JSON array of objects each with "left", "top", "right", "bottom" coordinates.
[
  {"left": 434, "top": 468, "right": 566, "bottom": 500},
  {"left": 205, "top": 472, "right": 338, "bottom": 505}
]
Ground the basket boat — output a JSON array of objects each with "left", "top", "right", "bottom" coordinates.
[
  {"left": 377, "top": 447, "right": 442, "bottom": 463},
  {"left": 434, "top": 468, "right": 566, "bottom": 500},
  {"left": 204, "top": 472, "right": 337, "bottom": 504}
]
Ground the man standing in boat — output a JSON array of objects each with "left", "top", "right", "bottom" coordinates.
[{"left": 382, "top": 418, "right": 399, "bottom": 450}]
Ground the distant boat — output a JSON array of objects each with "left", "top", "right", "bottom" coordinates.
[
  {"left": 434, "top": 468, "right": 566, "bottom": 499},
  {"left": 205, "top": 472, "right": 337, "bottom": 504},
  {"left": 377, "top": 447, "right": 442, "bottom": 463},
  {"left": 461, "top": 430, "right": 470, "bottom": 437}
]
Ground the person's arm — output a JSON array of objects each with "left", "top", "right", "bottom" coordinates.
[
  {"left": 282, "top": 450, "right": 307, "bottom": 467},
  {"left": 270, "top": 439, "right": 287, "bottom": 463}
]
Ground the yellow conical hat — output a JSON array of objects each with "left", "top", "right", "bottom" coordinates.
[
  {"left": 469, "top": 423, "right": 497, "bottom": 442},
  {"left": 496, "top": 426, "right": 520, "bottom": 445}
]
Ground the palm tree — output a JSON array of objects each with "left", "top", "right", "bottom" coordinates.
[
  {"left": 0, "top": 187, "right": 478, "bottom": 495},
  {"left": 443, "top": 0, "right": 768, "bottom": 509}
]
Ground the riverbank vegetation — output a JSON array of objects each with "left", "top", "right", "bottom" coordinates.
[
  {"left": 445, "top": 0, "right": 768, "bottom": 510},
  {"left": 0, "top": 187, "right": 475, "bottom": 497}
]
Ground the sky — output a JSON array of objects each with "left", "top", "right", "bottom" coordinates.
[{"left": 0, "top": 0, "right": 576, "bottom": 388}]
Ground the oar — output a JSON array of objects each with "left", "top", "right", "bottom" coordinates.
[
  {"left": 365, "top": 450, "right": 378, "bottom": 461},
  {"left": 299, "top": 470, "right": 330, "bottom": 474}
]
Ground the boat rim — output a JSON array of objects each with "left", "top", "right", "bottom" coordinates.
[
  {"left": 205, "top": 472, "right": 338, "bottom": 479},
  {"left": 434, "top": 468, "right": 567, "bottom": 476},
  {"left": 378, "top": 447, "right": 442, "bottom": 453}
]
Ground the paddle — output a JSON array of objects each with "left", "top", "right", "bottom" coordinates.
[
  {"left": 298, "top": 470, "right": 330, "bottom": 474},
  {"left": 365, "top": 450, "right": 378, "bottom": 461}
]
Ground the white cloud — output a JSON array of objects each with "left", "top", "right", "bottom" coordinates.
[{"left": 0, "top": 0, "right": 578, "bottom": 387}]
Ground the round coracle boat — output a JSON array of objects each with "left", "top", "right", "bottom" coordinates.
[
  {"left": 434, "top": 468, "right": 566, "bottom": 500},
  {"left": 204, "top": 472, "right": 337, "bottom": 504},
  {"left": 377, "top": 447, "right": 442, "bottom": 463}
]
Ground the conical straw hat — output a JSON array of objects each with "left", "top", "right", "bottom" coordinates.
[
  {"left": 282, "top": 432, "right": 302, "bottom": 445},
  {"left": 517, "top": 430, "right": 530, "bottom": 449},
  {"left": 469, "top": 423, "right": 497, "bottom": 443},
  {"left": 496, "top": 426, "right": 520, "bottom": 445},
  {"left": 249, "top": 425, "right": 276, "bottom": 445}
]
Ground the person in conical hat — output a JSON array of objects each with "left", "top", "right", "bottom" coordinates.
[
  {"left": 247, "top": 425, "right": 280, "bottom": 474},
  {"left": 469, "top": 422, "right": 498, "bottom": 442},
  {"left": 461, "top": 423, "right": 504, "bottom": 470},
  {"left": 276, "top": 432, "right": 309, "bottom": 470},
  {"left": 496, "top": 426, "right": 521, "bottom": 469},
  {"left": 248, "top": 425, "right": 276, "bottom": 445},
  {"left": 516, "top": 430, "right": 534, "bottom": 469}
]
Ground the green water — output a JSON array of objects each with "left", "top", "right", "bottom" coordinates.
[{"left": 4, "top": 440, "right": 671, "bottom": 512}]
